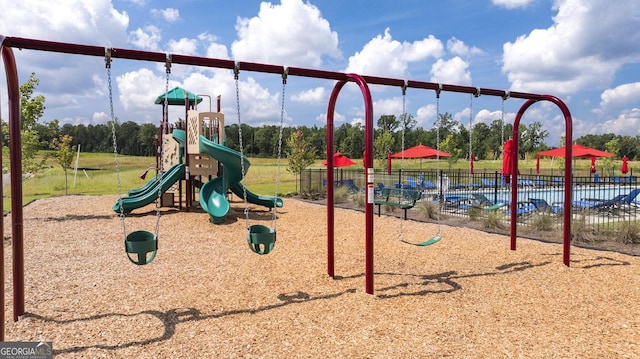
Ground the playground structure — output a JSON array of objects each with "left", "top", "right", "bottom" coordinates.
[
  {"left": 112, "top": 96, "right": 282, "bottom": 224},
  {"left": 1, "top": 36, "right": 575, "bottom": 339}
]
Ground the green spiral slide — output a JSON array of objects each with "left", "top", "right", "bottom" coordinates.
[{"left": 197, "top": 134, "right": 283, "bottom": 224}]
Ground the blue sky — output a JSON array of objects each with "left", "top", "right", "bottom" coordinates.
[{"left": 1, "top": 0, "right": 639, "bottom": 146}]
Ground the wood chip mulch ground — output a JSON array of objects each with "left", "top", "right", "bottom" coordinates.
[{"left": 2, "top": 195, "right": 639, "bottom": 358}]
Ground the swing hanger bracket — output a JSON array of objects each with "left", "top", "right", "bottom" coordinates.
[
  {"left": 502, "top": 90, "right": 511, "bottom": 101},
  {"left": 435, "top": 83, "right": 442, "bottom": 98},
  {"left": 474, "top": 87, "right": 481, "bottom": 98},
  {"left": 165, "top": 53, "right": 172, "bottom": 74},
  {"left": 233, "top": 62, "right": 240, "bottom": 80},
  {"left": 104, "top": 48, "right": 112, "bottom": 69},
  {"left": 282, "top": 67, "right": 288, "bottom": 84}
]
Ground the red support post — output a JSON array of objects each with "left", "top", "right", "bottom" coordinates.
[
  {"left": 1, "top": 42, "right": 26, "bottom": 321},
  {"left": 326, "top": 74, "right": 374, "bottom": 293},
  {"left": 510, "top": 95, "right": 573, "bottom": 266}
]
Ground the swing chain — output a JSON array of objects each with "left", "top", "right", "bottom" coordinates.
[
  {"left": 501, "top": 91, "right": 510, "bottom": 150},
  {"left": 234, "top": 65, "right": 251, "bottom": 230},
  {"left": 154, "top": 54, "right": 171, "bottom": 239},
  {"left": 435, "top": 84, "right": 442, "bottom": 238},
  {"left": 106, "top": 48, "right": 127, "bottom": 240},
  {"left": 397, "top": 81, "right": 408, "bottom": 243},
  {"left": 272, "top": 69, "right": 287, "bottom": 230}
]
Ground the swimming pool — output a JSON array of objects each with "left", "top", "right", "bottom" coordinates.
[{"left": 475, "top": 185, "right": 639, "bottom": 205}]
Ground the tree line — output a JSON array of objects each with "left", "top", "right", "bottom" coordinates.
[{"left": 4, "top": 73, "right": 640, "bottom": 176}]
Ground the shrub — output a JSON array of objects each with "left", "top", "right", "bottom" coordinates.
[
  {"left": 416, "top": 200, "right": 443, "bottom": 220},
  {"left": 616, "top": 221, "right": 640, "bottom": 244},
  {"left": 530, "top": 213, "right": 555, "bottom": 232},
  {"left": 333, "top": 187, "right": 350, "bottom": 204},
  {"left": 299, "top": 188, "right": 323, "bottom": 200},
  {"left": 468, "top": 206, "right": 482, "bottom": 221},
  {"left": 571, "top": 214, "right": 598, "bottom": 243},
  {"left": 352, "top": 191, "right": 365, "bottom": 207},
  {"left": 482, "top": 211, "right": 507, "bottom": 230}
]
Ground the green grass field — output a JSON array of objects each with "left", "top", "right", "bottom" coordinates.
[{"left": 3, "top": 152, "right": 630, "bottom": 211}]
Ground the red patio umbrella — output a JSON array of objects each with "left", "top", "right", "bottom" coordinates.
[
  {"left": 390, "top": 144, "right": 451, "bottom": 171},
  {"left": 322, "top": 152, "right": 356, "bottom": 167},
  {"left": 390, "top": 144, "right": 451, "bottom": 159},
  {"left": 502, "top": 139, "right": 513, "bottom": 182},
  {"left": 536, "top": 143, "right": 616, "bottom": 173},
  {"left": 469, "top": 152, "right": 474, "bottom": 174},
  {"left": 621, "top": 156, "right": 629, "bottom": 174},
  {"left": 590, "top": 156, "right": 597, "bottom": 173}
]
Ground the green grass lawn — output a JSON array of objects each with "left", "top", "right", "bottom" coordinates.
[{"left": 3, "top": 152, "right": 631, "bottom": 211}]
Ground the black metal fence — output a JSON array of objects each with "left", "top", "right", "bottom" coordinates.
[{"left": 300, "top": 168, "right": 640, "bottom": 231}]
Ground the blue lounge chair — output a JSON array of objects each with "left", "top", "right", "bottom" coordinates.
[
  {"left": 572, "top": 191, "right": 639, "bottom": 214},
  {"left": 458, "top": 193, "right": 508, "bottom": 211},
  {"left": 506, "top": 202, "right": 537, "bottom": 217},
  {"left": 405, "top": 177, "right": 418, "bottom": 190},
  {"left": 481, "top": 178, "right": 496, "bottom": 187},
  {"left": 593, "top": 173, "right": 604, "bottom": 184},
  {"left": 610, "top": 176, "right": 622, "bottom": 184},
  {"left": 341, "top": 179, "right": 363, "bottom": 192},
  {"left": 625, "top": 176, "right": 637, "bottom": 184},
  {"left": 529, "top": 198, "right": 563, "bottom": 214},
  {"left": 618, "top": 188, "right": 640, "bottom": 211},
  {"left": 553, "top": 177, "right": 565, "bottom": 186},
  {"left": 518, "top": 178, "right": 535, "bottom": 187},
  {"left": 422, "top": 180, "right": 436, "bottom": 189},
  {"left": 535, "top": 176, "right": 546, "bottom": 187}
]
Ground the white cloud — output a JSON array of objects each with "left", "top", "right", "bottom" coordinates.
[
  {"left": 372, "top": 96, "right": 403, "bottom": 119},
  {"left": 430, "top": 57, "right": 472, "bottom": 85},
  {"left": 447, "top": 37, "right": 483, "bottom": 57},
  {"left": 317, "top": 111, "right": 345, "bottom": 124},
  {"left": 151, "top": 8, "right": 180, "bottom": 23},
  {"left": 492, "top": 0, "right": 534, "bottom": 9},
  {"left": 129, "top": 26, "right": 161, "bottom": 51},
  {"left": 415, "top": 104, "right": 437, "bottom": 128},
  {"left": 502, "top": 1, "right": 640, "bottom": 94},
  {"left": 345, "top": 28, "right": 443, "bottom": 78},
  {"left": 0, "top": 0, "right": 131, "bottom": 124},
  {"left": 591, "top": 108, "right": 640, "bottom": 137},
  {"left": 236, "top": 77, "right": 284, "bottom": 126},
  {"left": 350, "top": 118, "right": 364, "bottom": 127},
  {"left": 196, "top": 32, "right": 228, "bottom": 58},
  {"left": 597, "top": 82, "right": 640, "bottom": 114},
  {"left": 231, "top": 0, "right": 341, "bottom": 67},
  {"left": 474, "top": 109, "right": 503, "bottom": 125},
  {"left": 116, "top": 68, "right": 168, "bottom": 120},
  {"left": 580, "top": 82, "right": 640, "bottom": 138},
  {"left": 93, "top": 111, "right": 110, "bottom": 123},
  {"left": 291, "top": 87, "right": 326, "bottom": 104},
  {"left": 167, "top": 37, "right": 199, "bottom": 55},
  {"left": 0, "top": 0, "right": 129, "bottom": 45}
]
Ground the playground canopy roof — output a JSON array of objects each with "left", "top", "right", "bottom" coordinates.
[{"left": 155, "top": 86, "right": 203, "bottom": 106}]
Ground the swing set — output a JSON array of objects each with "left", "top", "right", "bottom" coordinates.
[{"left": 1, "top": 36, "right": 575, "bottom": 338}]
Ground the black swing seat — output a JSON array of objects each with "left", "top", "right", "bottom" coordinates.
[
  {"left": 247, "top": 225, "right": 276, "bottom": 255},
  {"left": 125, "top": 230, "right": 158, "bottom": 265}
]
